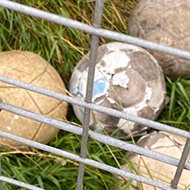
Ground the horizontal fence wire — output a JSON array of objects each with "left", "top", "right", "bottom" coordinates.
[
  {"left": 0, "top": 176, "right": 44, "bottom": 190},
  {"left": 0, "top": 123, "right": 182, "bottom": 190},
  {"left": 1, "top": 74, "right": 190, "bottom": 140},
  {"left": 1, "top": 100, "right": 190, "bottom": 171},
  {"left": 1, "top": 0, "right": 190, "bottom": 61},
  {"left": 0, "top": 0, "right": 190, "bottom": 190}
]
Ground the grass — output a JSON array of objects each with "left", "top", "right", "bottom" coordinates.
[
  {"left": 0, "top": 132, "right": 126, "bottom": 190},
  {"left": 0, "top": 0, "right": 190, "bottom": 189},
  {"left": 158, "top": 77, "right": 190, "bottom": 131}
]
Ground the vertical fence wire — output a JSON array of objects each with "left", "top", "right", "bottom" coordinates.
[
  {"left": 171, "top": 133, "right": 190, "bottom": 188},
  {"left": 76, "top": 1, "right": 105, "bottom": 189},
  {"left": 0, "top": 98, "right": 3, "bottom": 190}
]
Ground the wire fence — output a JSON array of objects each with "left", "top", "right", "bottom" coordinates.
[{"left": 0, "top": 0, "right": 190, "bottom": 190}]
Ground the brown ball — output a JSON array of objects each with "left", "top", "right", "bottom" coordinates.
[
  {"left": 120, "top": 131, "right": 190, "bottom": 189},
  {"left": 0, "top": 51, "right": 68, "bottom": 149},
  {"left": 129, "top": 0, "right": 190, "bottom": 78}
]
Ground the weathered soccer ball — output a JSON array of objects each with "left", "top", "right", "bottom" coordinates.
[
  {"left": 0, "top": 51, "right": 68, "bottom": 149},
  {"left": 120, "top": 131, "right": 190, "bottom": 190},
  {"left": 129, "top": 0, "right": 190, "bottom": 78},
  {"left": 69, "top": 42, "right": 167, "bottom": 139}
]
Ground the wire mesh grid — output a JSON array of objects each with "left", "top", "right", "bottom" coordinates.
[{"left": 0, "top": 0, "right": 190, "bottom": 190}]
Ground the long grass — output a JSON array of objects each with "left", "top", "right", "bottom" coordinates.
[
  {"left": 0, "top": 0, "right": 190, "bottom": 189},
  {"left": 158, "top": 77, "right": 190, "bottom": 131}
]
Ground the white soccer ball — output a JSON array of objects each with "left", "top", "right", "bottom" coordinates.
[{"left": 69, "top": 42, "right": 167, "bottom": 139}]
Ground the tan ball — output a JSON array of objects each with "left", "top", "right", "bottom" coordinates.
[
  {"left": 129, "top": 0, "right": 190, "bottom": 78},
  {"left": 120, "top": 131, "right": 190, "bottom": 190},
  {"left": 0, "top": 51, "right": 68, "bottom": 149}
]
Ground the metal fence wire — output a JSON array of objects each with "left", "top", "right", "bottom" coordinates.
[{"left": 0, "top": 0, "right": 190, "bottom": 190}]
